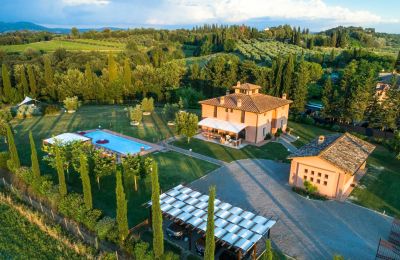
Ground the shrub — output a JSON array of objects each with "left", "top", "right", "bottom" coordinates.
[
  {"left": 331, "top": 124, "right": 341, "bottom": 132},
  {"left": 95, "top": 216, "right": 117, "bottom": 241},
  {"left": 274, "top": 128, "right": 283, "bottom": 137},
  {"left": 302, "top": 115, "right": 315, "bottom": 125},
  {"left": 264, "top": 133, "right": 272, "bottom": 140},
  {"left": 141, "top": 97, "right": 154, "bottom": 113},
  {"left": 304, "top": 180, "right": 318, "bottom": 194},
  {"left": 13, "top": 104, "right": 42, "bottom": 119},
  {"left": 162, "top": 103, "right": 179, "bottom": 122},
  {"left": 0, "top": 151, "right": 10, "bottom": 170},
  {"left": 0, "top": 108, "right": 12, "bottom": 122},
  {"left": 44, "top": 104, "right": 61, "bottom": 115},
  {"left": 176, "top": 87, "right": 204, "bottom": 108},
  {"left": 128, "top": 105, "right": 142, "bottom": 123},
  {"left": 63, "top": 96, "right": 79, "bottom": 111}
]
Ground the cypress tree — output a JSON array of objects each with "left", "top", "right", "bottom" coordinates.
[
  {"left": 123, "top": 58, "right": 132, "bottom": 92},
  {"left": 29, "top": 131, "right": 40, "bottom": 179},
  {"left": 6, "top": 124, "right": 20, "bottom": 170},
  {"left": 151, "top": 161, "right": 164, "bottom": 258},
  {"left": 79, "top": 154, "right": 92, "bottom": 209},
  {"left": 108, "top": 53, "right": 118, "bottom": 82},
  {"left": 85, "top": 63, "right": 94, "bottom": 87},
  {"left": 263, "top": 239, "right": 273, "bottom": 260},
  {"left": 273, "top": 56, "right": 283, "bottom": 96},
  {"left": 20, "top": 66, "right": 29, "bottom": 97},
  {"left": 321, "top": 76, "right": 333, "bottom": 118},
  {"left": 204, "top": 185, "right": 216, "bottom": 260},
  {"left": 116, "top": 170, "right": 129, "bottom": 241},
  {"left": 292, "top": 58, "right": 309, "bottom": 113},
  {"left": 44, "top": 56, "right": 53, "bottom": 87},
  {"left": 27, "top": 65, "right": 37, "bottom": 97},
  {"left": 2, "top": 64, "right": 13, "bottom": 103},
  {"left": 55, "top": 146, "right": 67, "bottom": 196},
  {"left": 282, "top": 54, "right": 294, "bottom": 98}
]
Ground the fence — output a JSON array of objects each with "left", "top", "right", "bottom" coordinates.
[{"left": 0, "top": 177, "right": 128, "bottom": 259}]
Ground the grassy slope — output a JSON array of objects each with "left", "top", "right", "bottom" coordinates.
[
  {"left": 2, "top": 105, "right": 218, "bottom": 226},
  {"left": 288, "top": 121, "right": 400, "bottom": 218},
  {"left": 172, "top": 138, "right": 290, "bottom": 163},
  {"left": 0, "top": 39, "right": 123, "bottom": 52},
  {"left": 0, "top": 203, "right": 81, "bottom": 259}
]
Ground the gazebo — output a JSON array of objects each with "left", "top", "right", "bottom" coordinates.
[{"left": 148, "top": 184, "right": 277, "bottom": 259}]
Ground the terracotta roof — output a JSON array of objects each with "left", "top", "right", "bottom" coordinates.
[
  {"left": 232, "top": 82, "right": 261, "bottom": 90},
  {"left": 199, "top": 93, "right": 292, "bottom": 113},
  {"left": 289, "top": 133, "right": 376, "bottom": 174}
]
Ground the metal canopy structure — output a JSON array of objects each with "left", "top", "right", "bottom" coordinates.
[
  {"left": 198, "top": 117, "right": 247, "bottom": 134},
  {"left": 43, "top": 133, "right": 90, "bottom": 146},
  {"left": 148, "top": 184, "right": 277, "bottom": 257}
]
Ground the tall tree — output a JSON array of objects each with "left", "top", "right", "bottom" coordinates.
[
  {"left": 116, "top": 169, "right": 129, "bottom": 241},
  {"left": 175, "top": 112, "right": 198, "bottom": 143},
  {"left": 6, "top": 124, "right": 20, "bottom": 170},
  {"left": 123, "top": 58, "right": 132, "bottom": 95},
  {"left": 79, "top": 154, "right": 92, "bottom": 210},
  {"left": 19, "top": 66, "right": 29, "bottom": 97},
  {"left": 321, "top": 76, "right": 334, "bottom": 118},
  {"left": 331, "top": 32, "right": 337, "bottom": 47},
  {"left": 108, "top": 53, "right": 118, "bottom": 82},
  {"left": 2, "top": 64, "right": 14, "bottom": 103},
  {"left": 263, "top": 239, "right": 273, "bottom": 260},
  {"left": 292, "top": 58, "right": 309, "bottom": 113},
  {"left": 151, "top": 161, "right": 164, "bottom": 258},
  {"left": 273, "top": 56, "right": 283, "bottom": 96},
  {"left": 395, "top": 50, "right": 400, "bottom": 72},
  {"left": 29, "top": 131, "right": 40, "bottom": 179},
  {"left": 55, "top": 146, "right": 67, "bottom": 197},
  {"left": 27, "top": 65, "right": 37, "bottom": 97},
  {"left": 43, "top": 56, "right": 55, "bottom": 100},
  {"left": 204, "top": 186, "right": 216, "bottom": 260},
  {"left": 282, "top": 54, "right": 294, "bottom": 98},
  {"left": 93, "top": 150, "right": 115, "bottom": 189}
]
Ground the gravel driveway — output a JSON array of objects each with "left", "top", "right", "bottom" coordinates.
[{"left": 189, "top": 159, "right": 392, "bottom": 260}]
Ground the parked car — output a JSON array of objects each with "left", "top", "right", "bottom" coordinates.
[
  {"left": 166, "top": 222, "right": 185, "bottom": 239},
  {"left": 195, "top": 237, "right": 205, "bottom": 256},
  {"left": 219, "top": 249, "right": 237, "bottom": 260}
]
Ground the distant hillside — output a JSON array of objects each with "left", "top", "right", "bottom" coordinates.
[{"left": 0, "top": 21, "right": 123, "bottom": 34}]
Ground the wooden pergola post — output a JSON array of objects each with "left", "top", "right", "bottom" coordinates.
[
  {"left": 237, "top": 250, "right": 242, "bottom": 260},
  {"left": 252, "top": 243, "right": 257, "bottom": 260},
  {"left": 188, "top": 229, "right": 192, "bottom": 251}
]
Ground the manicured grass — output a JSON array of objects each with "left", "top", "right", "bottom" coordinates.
[
  {"left": 288, "top": 121, "right": 333, "bottom": 147},
  {"left": 0, "top": 202, "right": 82, "bottom": 259},
  {"left": 171, "top": 138, "right": 290, "bottom": 163},
  {"left": 350, "top": 146, "right": 400, "bottom": 218},
  {"left": 1, "top": 105, "right": 218, "bottom": 226},
  {"left": 0, "top": 39, "right": 123, "bottom": 53},
  {"left": 288, "top": 121, "right": 400, "bottom": 218}
]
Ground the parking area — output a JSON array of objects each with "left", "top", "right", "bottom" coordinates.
[{"left": 188, "top": 159, "right": 392, "bottom": 260}]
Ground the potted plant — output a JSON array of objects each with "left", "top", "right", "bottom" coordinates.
[
  {"left": 129, "top": 105, "right": 142, "bottom": 126},
  {"left": 162, "top": 103, "right": 179, "bottom": 126},
  {"left": 63, "top": 96, "right": 79, "bottom": 113},
  {"left": 141, "top": 97, "right": 154, "bottom": 116}
]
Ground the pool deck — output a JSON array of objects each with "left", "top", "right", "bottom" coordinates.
[{"left": 81, "top": 129, "right": 164, "bottom": 156}]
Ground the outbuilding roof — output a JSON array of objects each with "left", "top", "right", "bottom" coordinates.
[
  {"left": 199, "top": 93, "right": 292, "bottom": 113},
  {"left": 288, "top": 133, "right": 375, "bottom": 174},
  {"left": 43, "top": 133, "right": 90, "bottom": 146}
]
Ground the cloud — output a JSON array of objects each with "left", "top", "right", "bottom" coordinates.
[
  {"left": 145, "top": 0, "right": 398, "bottom": 26},
  {"left": 62, "top": 0, "right": 110, "bottom": 6}
]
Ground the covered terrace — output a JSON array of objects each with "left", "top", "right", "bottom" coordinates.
[
  {"left": 148, "top": 184, "right": 277, "bottom": 259},
  {"left": 198, "top": 118, "right": 247, "bottom": 149}
]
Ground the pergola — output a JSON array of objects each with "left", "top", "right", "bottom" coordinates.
[
  {"left": 43, "top": 133, "right": 90, "bottom": 146},
  {"left": 148, "top": 184, "right": 277, "bottom": 259}
]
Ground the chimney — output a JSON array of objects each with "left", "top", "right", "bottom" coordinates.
[
  {"left": 237, "top": 98, "right": 242, "bottom": 107},
  {"left": 282, "top": 93, "right": 287, "bottom": 100},
  {"left": 226, "top": 89, "right": 230, "bottom": 96},
  {"left": 220, "top": 96, "right": 225, "bottom": 105},
  {"left": 318, "top": 135, "right": 325, "bottom": 145}
]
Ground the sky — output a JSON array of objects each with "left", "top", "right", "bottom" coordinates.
[{"left": 1, "top": 0, "right": 399, "bottom": 33}]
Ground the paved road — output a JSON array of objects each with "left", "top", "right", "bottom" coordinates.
[{"left": 189, "top": 159, "right": 392, "bottom": 260}]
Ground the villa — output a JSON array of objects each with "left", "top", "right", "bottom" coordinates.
[
  {"left": 288, "top": 133, "right": 375, "bottom": 199},
  {"left": 198, "top": 82, "right": 292, "bottom": 146}
]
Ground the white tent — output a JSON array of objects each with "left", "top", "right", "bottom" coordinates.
[
  {"left": 17, "top": 96, "right": 40, "bottom": 107},
  {"left": 198, "top": 117, "right": 247, "bottom": 133},
  {"left": 43, "top": 133, "right": 90, "bottom": 146}
]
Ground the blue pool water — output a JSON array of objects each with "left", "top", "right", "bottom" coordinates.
[{"left": 84, "top": 130, "right": 152, "bottom": 155}]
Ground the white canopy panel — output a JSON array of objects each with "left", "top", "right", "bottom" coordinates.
[
  {"left": 17, "top": 96, "right": 40, "bottom": 107},
  {"left": 43, "top": 133, "right": 90, "bottom": 145},
  {"left": 198, "top": 117, "right": 247, "bottom": 134},
  {"left": 148, "top": 184, "right": 277, "bottom": 254}
]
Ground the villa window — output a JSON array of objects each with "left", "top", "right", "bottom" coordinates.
[
  {"left": 325, "top": 174, "right": 328, "bottom": 179},
  {"left": 310, "top": 177, "right": 314, "bottom": 182},
  {"left": 230, "top": 109, "right": 233, "bottom": 113},
  {"left": 304, "top": 176, "right": 307, "bottom": 180},
  {"left": 304, "top": 169, "right": 308, "bottom": 173},
  {"left": 241, "top": 111, "right": 245, "bottom": 123},
  {"left": 317, "top": 179, "right": 320, "bottom": 184},
  {"left": 225, "top": 108, "right": 228, "bottom": 112},
  {"left": 323, "top": 181, "right": 328, "bottom": 186},
  {"left": 311, "top": 171, "right": 314, "bottom": 175},
  {"left": 318, "top": 172, "right": 321, "bottom": 177},
  {"left": 213, "top": 106, "right": 217, "bottom": 117}
]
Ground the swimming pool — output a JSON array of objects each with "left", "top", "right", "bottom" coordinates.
[{"left": 84, "top": 130, "right": 152, "bottom": 155}]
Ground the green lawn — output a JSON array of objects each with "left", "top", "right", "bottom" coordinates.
[
  {"left": 0, "top": 202, "right": 82, "bottom": 259},
  {"left": 0, "top": 39, "right": 123, "bottom": 53},
  {"left": 288, "top": 121, "right": 400, "bottom": 218},
  {"left": 2, "top": 105, "right": 218, "bottom": 226},
  {"left": 288, "top": 121, "right": 333, "bottom": 147},
  {"left": 171, "top": 138, "right": 290, "bottom": 163}
]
